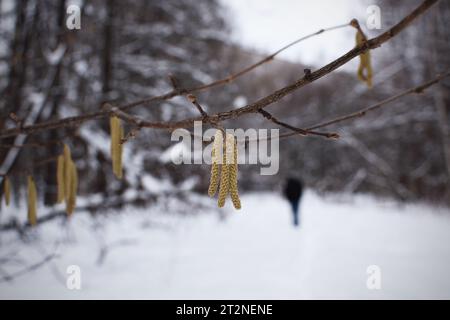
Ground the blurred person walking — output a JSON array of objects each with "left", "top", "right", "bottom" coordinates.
[{"left": 283, "top": 177, "right": 303, "bottom": 227}]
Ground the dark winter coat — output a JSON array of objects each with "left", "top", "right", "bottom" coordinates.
[{"left": 284, "top": 178, "right": 303, "bottom": 202}]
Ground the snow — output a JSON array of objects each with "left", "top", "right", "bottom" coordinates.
[
  {"left": 44, "top": 44, "right": 66, "bottom": 66},
  {"left": 159, "top": 141, "right": 190, "bottom": 164},
  {"left": 233, "top": 96, "right": 248, "bottom": 109},
  {"left": 1, "top": 191, "right": 450, "bottom": 299},
  {"left": 142, "top": 174, "right": 173, "bottom": 193}
]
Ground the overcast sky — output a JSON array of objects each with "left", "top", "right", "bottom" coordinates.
[{"left": 221, "top": 0, "right": 367, "bottom": 69}]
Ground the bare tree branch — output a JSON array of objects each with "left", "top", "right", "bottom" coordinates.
[
  {"left": 258, "top": 109, "right": 339, "bottom": 139},
  {"left": 0, "top": 21, "right": 350, "bottom": 139},
  {"left": 307, "top": 70, "right": 450, "bottom": 130},
  {"left": 276, "top": 71, "right": 450, "bottom": 140},
  {"left": 189, "top": 23, "right": 351, "bottom": 92},
  {"left": 0, "top": 0, "right": 439, "bottom": 139},
  {"left": 1, "top": 70, "right": 447, "bottom": 179}
]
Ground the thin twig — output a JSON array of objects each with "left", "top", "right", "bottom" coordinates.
[
  {"left": 275, "top": 70, "right": 450, "bottom": 140},
  {"left": 258, "top": 109, "right": 339, "bottom": 139},
  {"left": 307, "top": 70, "right": 450, "bottom": 130},
  {"left": 186, "top": 94, "right": 208, "bottom": 118},
  {"left": 189, "top": 23, "right": 351, "bottom": 92}
]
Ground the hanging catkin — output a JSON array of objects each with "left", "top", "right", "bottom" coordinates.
[
  {"left": 208, "top": 130, "right": 223, "bottom": 197},
  {"left": 354, "top": 26, "right": 373, "bottom": 88},
  {"left": 3, "top": 176, "right": 11, "bottom": 206},
  {"left": 110, "top": 116, "right": 123, "bottom": 179},
  {"left": 57, "top": 144, "right": 78, "bottom": 215},
  {"left": 217, "top": 145, "right": 230, "bottom": 208},
  {"left": 118, "top": 123, "right": 124, "bottom": 178},
  {"left": 63, "top": 144, "right": 72, "bottom": 202},
  {"left": 228, "top": 136, "right": 241, "bottom": 210},
  {"left": 66, "top": 160, "right": 78, "bottom": 216},
  {"left": 215, "top": 132, "right": 241, "bottom": 209},
  {"left": 27, "top": 175, "right": 37, "bottom": 226},
  {"left": 56, "top": 155, "right": 65, "bottom": 204}
]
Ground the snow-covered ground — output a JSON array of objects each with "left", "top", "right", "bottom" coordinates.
[{"left": 1, "top": 191, "right": 450, "bottom": 299}]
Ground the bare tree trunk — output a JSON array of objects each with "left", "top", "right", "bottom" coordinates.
[
  {"left": 0, "top": 0, "right": 35, "bottom": 175},
  {"left": 433, "top": 86, "right": 450, "bottom": 194},
  {"left": 44, "top": 0, "right": 67, "bottom": 205},
  {"left": 1, "top": 0, "right": 29, "bottom": 130},
  {"left": 430, "top": 8, "right": 450, "bottom": 199},
  {"left": 102, "top": 0, "right": 115, "bottom": 99}
]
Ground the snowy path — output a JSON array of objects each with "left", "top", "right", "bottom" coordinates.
[{"left": 1, "top": 192, "right": 450, "bottom": 299}]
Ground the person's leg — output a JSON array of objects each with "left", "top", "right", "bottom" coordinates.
[{"left": 291, "top": 200, "right": 299, "bottom": 226}]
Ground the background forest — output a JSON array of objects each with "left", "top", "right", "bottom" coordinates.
[
  {"left": 1, "top": 0, "right": 449, "bottom": 215},
  {"left": 0, "top": 0, "right": 449, "bottom": 299}
]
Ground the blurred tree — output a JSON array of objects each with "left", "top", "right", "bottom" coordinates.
[
  {"left": 0, "top": 0, "right": 448, "bottom": 223},
  {"left": 0, "top": 0, "right": 231, "bottom": 208}
]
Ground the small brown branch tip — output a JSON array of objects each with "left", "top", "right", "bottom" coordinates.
[
  {"left": 303, "top": 68, "right": 312, "bottom": 80},
  {"left": 186, "top": 94, "right": 208, "bottom": 118},
  {"left": 328, "top": 133, "right": 340, "bottom": 139},
  {"left": 350, "top": 19, "right": 360, "bottom": 29},
  {"left": 187, "top": 94, "right": 197, "bottom": 103}
]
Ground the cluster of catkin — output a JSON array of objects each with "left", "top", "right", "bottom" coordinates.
[
  {"left": 1, "top": 116, "right": 122, "bottom": 227},
  {"left": 208, "top": 130, "right": 241, "bottom": 209},
  {"left": 0, "top": 144, "right": 78, "bottom": 227},
  {"left": 2, "top": 174, "right": 38, "bottom": 226},
  {"left": 57, "top": 144, "right": 78, "bottom": 216},
  {"left": 351, "top": 20, "right": 373, "bottom": 88},
  {"left": 110, "top": 115, "right": 123, "bottom": 179}
]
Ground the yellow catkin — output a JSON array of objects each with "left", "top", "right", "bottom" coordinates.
[
  {"left": 217, "top": 136, "right": 230, "bottom": 208},
  {"left": 110, "top": 116, "right": 117, "bottom": 176},
  {"left": 208, "top": 130, "right": 223, "bottom": 197},
  {"left": 356, "top": 29, "right": 373, "bottom": 88},
  {"left": 56, "top": 155, "right": 65, "bottom": 203},
  {"left": 215, "top": 133, "right": 242, "bottom": 209},
  {"left": 110, "top": 116, "right": 123, "bottom": 179},
  {"left": 110, "top": 116, "right": 117, "bottom": 157},
  {"left": 63, "top": 144, "right": 72, "bottom": 202},
  {"left": 27, "top": 176, "right": 37, "bottom": 226},
  {"left": 228, "top": 137, "right": 241, "bottom": 210},
  {"left": 66, "top": 160, "right": 78, "bottom": 216},
  {"left": 3, "top": 176, "right": 11, "bottom": 206},
  {"left": 117, "top": 123, "right": 124, "bottom": 179}
]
